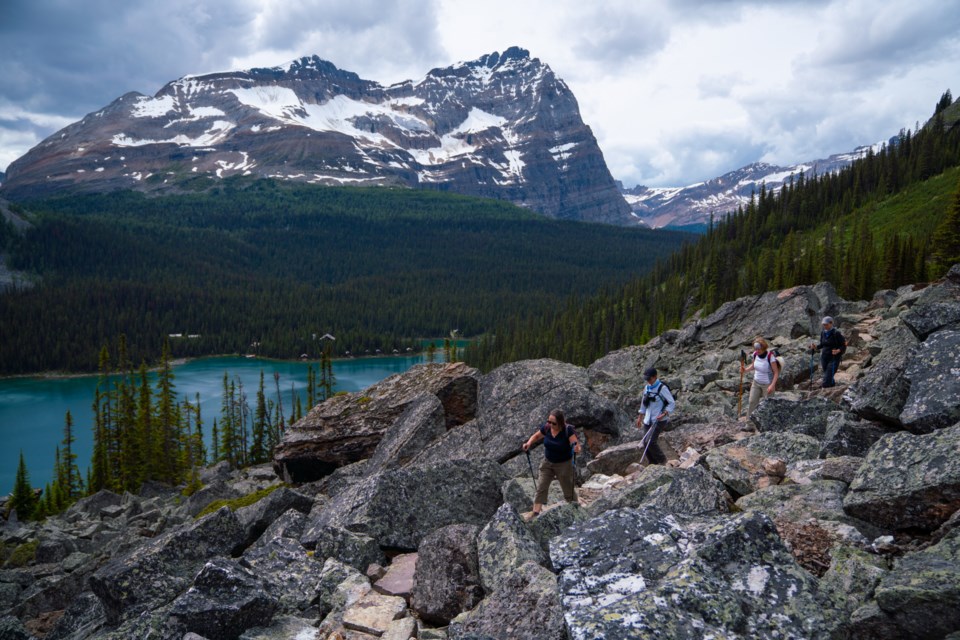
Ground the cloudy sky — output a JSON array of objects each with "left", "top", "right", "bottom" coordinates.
[{"left": 1, "top": 0, "right": 958, "bottom": 187}]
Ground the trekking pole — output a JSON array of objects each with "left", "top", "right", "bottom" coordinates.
[
  {"left": 808, "top": 345, "right": 815, "bottom": 386},
  {"left": 639, "top": 420, "right": 658, "bottom": 464},
  {"left": 737, "top": 350, "right": 746, "bottom": 419},
  {"left": 525, "top": 448, "right": 537, "bottom": 485}
]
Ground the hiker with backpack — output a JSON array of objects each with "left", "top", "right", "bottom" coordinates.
[
  {"left": 522, "top": 409, "right": 581, "bottom": 518},
  {"left": 811, "top": 316, "right": 846, "bottom": 388},
  {"left": 740, "top": 337, "right": 781, "bottom": 419},
  {"left": 636, "top": 368, "right": 674, "bottom": 465}
]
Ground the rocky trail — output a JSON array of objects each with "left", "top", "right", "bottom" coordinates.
[{"left": 2, "top": 265, "right": 960, "bottom": 639}]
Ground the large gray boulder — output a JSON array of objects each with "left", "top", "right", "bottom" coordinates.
[
  {"left": 736, "top": 480, "right": 883, "bottom": 546},
  {"left": 14, "top": 567, "right": 90, "bottom": 621},
  {"left": 845, "top": 319, "right": 919, "bottom": 425},
  {"left": 45, "top": 591, "right": 106, "bottom": 640},
  {"left": 274, "top": 362, "right": 479, "bottom": 482},
  {"left": 586, "top": 465, "right": 729, "bottom": 520},
  {"left": 703, "top": 432, "right": 820, "bottom": 497},
  {"left": 476, "top": 504, "right": 548, "bottom": 594},
  {"left": 843, "top": 423, "right": 960, "bottom": 532},
  {"left": 693, "top": 285, "right": 826, "bottom": 346},
  {"left": 527, "top": 503, "right": 587, "bottom": 555},
  {"left": 417, "top": 359, "right": 626, "bottom": 470},
  {"left": 585, "top": 440, "right": 649, "bottom": 476},
  {"left": 411, "top": 524, "right": 484, "bottom": 625},
  {"left": 647, "top": 465, "right": 731, "bottom": 518},
  {"left": 550, "top": 508, "right": 829, "bottom": 639},
  {"left": 234, "top": 486, "right": 313, "bottom": 549},
  {"left": 315, "top": 558, "right": 372, "bottom": 631},
  {"left": 900, "top": 329, "right": 960, "bottom": 433},
  {"left": 819, "top": 412, "right": 891, "bottom": 458},
  {"left": 818, "top": 546, "right": 889, "bottom": 638},
  {"left": 900, "top": 269, "right": 960, "bottom": 339},
  {"left": 241, "top": 530, "right": 326, "bottom": 614},
  {"left": 63, "top": 490, "right": 122, "bottom": 521},
  {"left": 586, "top": 466, "right": 677, "bottom": 517},
  {"left": 0, "top": 616, "right": 33, "bottom": 640},
  {"left": 661, "top": 420, "right": 755, "bottom": 455},
  {"left": 306, "top": 459, "right": 507, "bottom": 550},
  {"left": 850, "top": 528, "right": 960, "bottom": 639},
  {"left": 365, "top": 393, "right": 448, "bottom": 474},
  {"left": 168, "top": 558, "right": 278, "bottom": 640},
  {"left": 180, "top": 480, "right": 243, "bottom": 518},
  {"left": 751, "top": 396, "right": 839, "bottom": 439},
  {"left": 448, "top": 561, "right": 566, "bottom": 640},
  {"left": 250, "top": 508, "right": 308, "bottom": 545},
  {"left": 300, "top": 523, "right": 385, "bottom": 572},
  {"left": 89, "top": 506, "right": 246, "bottom": 624}
]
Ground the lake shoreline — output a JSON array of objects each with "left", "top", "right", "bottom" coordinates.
[{"left": 0, "top": 350, "right": 444, "bottom": 382}]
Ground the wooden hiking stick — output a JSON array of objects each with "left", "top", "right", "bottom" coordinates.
[{"left": 738, "top": 349, "right": 746, "bottom": 418}]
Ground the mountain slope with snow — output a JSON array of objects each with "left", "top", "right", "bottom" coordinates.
[
  {"left": 623, "top": 144, "right": 888, "bottom": 229},
  {"left": 2, "top": 48, "right": 632, "bottom": 224}
]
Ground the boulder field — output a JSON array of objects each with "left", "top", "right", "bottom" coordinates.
[{"left": 3, "top": 265, "right": 960, "bottom": 639}]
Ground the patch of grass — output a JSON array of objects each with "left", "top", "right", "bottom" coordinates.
[
  {"left": 4, "top": 540, "right": 38, "bottom": 568},
  {"left": 864, "top": 166, "right": 960, "bottom": 238},
  {"left": 194, "top": 483, "right": 284, "bottom": 520}
]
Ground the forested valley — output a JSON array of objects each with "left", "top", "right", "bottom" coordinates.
[
  {"left": 466, "top": 92, "right": 960, "bottom": 369},
  {"left": 0, "top": 183, "right": 689, "bottom": 374}
]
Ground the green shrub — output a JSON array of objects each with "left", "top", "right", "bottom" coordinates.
[
  {"left": 5, "top": 540, "right": 38, "bottom": 568},
  {"left": 194, "top": 483, "right": 283, "bottom": 519}
]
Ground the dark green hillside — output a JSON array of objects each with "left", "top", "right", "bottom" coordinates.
[
  {"left": 0, "top": 181, "right": 689, "bottom": 374},
  {"left": 466, "top": 94, "right": 960, "bottom": 370}
]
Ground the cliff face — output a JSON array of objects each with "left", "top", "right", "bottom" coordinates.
[
  {"left": 3, "top": 266, "right": 960, "bottom": 638},
  {"left": 1, "top": 48, "right": 634, "bottom": 225}
]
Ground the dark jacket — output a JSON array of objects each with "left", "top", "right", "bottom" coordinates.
[{"left": 816, "top": 328, "right": 846, "bottom": 357}]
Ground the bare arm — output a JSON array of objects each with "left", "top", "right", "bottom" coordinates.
[
  {"left": 522, "top": 430, "right": 545, "bottom": 451},
  {"left": 568, "top": 432, "right": 582, "bottom": 454}
]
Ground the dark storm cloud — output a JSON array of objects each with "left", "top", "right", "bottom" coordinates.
[
  {"left": 0, "top": 0, "right": 252, "bottom": 113},
  {"left": 0, "top": 0, "right": 445, "bottom": 169}
]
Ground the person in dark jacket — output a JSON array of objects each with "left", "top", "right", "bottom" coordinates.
[
  {"left": 811, "top": 316, "right": 846, "bottom": 388},
  {"left": 522, "top": 409, "right": 581, "bottom": 517}
]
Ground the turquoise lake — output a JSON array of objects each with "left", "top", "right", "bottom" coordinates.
[{"left": 0, "top": 354, "right": 431, "bottom": 494}]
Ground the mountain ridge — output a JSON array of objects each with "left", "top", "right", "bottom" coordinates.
[
  {"left": 1, "top": 47, "right": 634, "bottom": 225},
  {"left": 622, "top": 142, "right": 888, "bottom": 230}
]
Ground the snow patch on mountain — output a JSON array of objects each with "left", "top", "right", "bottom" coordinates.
[{"left": 623, "top": 142, "right": 888, "bottom": 229}]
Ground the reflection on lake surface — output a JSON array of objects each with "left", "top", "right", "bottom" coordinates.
[{"left": 0, "top": 354, "right": 431, "bottom": 492}]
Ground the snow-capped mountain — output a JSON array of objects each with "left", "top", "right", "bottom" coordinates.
[
  {"left": 1, "top": 47, "right": 633, "bottom": 225},
  {"left": 623, "top": 143, "right": 888, "bottom": 229}
]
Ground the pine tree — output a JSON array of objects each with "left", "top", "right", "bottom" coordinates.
[
  {"left": 251, "top": 371, "right": 267, "bottom": 464},
  {"left": 324, "top": 351, "right": 336, "bottom": 399},
  {"left": 90, "top": 385, "right": 109, "bottom": 494},
  {"left": 10, "top": 452, "right": 37, "bottom": 521},
  {"left": 61, "top": 411, "right": 80, "bottom": 501},
  {"left": 133, "top": 362, "right": 153, "bottom": 487},
  {"left": 193, "top": 392, "right": 206, "bottom": 466},
  {"left": 211, "top": 418, "right": 220, "bottom": 462},
  {"left": 307, "top": 365, "right": 316, "bottom": 409},
  {"left": 155, "top": 339, "right": 179, "bottom": 484}
]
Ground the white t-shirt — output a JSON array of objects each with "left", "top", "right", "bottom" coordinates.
[{"left": 753, "top": 352, "right": 774, "bottom": 385}]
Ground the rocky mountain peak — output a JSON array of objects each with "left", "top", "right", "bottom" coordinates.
[{"left": 1, "top": 49, "right": 632, "bottom": 224}]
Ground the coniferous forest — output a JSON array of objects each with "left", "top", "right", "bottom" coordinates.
[
  {"left": 466, "top": 92, "right": 960, "bottom": 369},
  {"left": 0, "top": 184, "right": 689, "bottom": 374}
]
